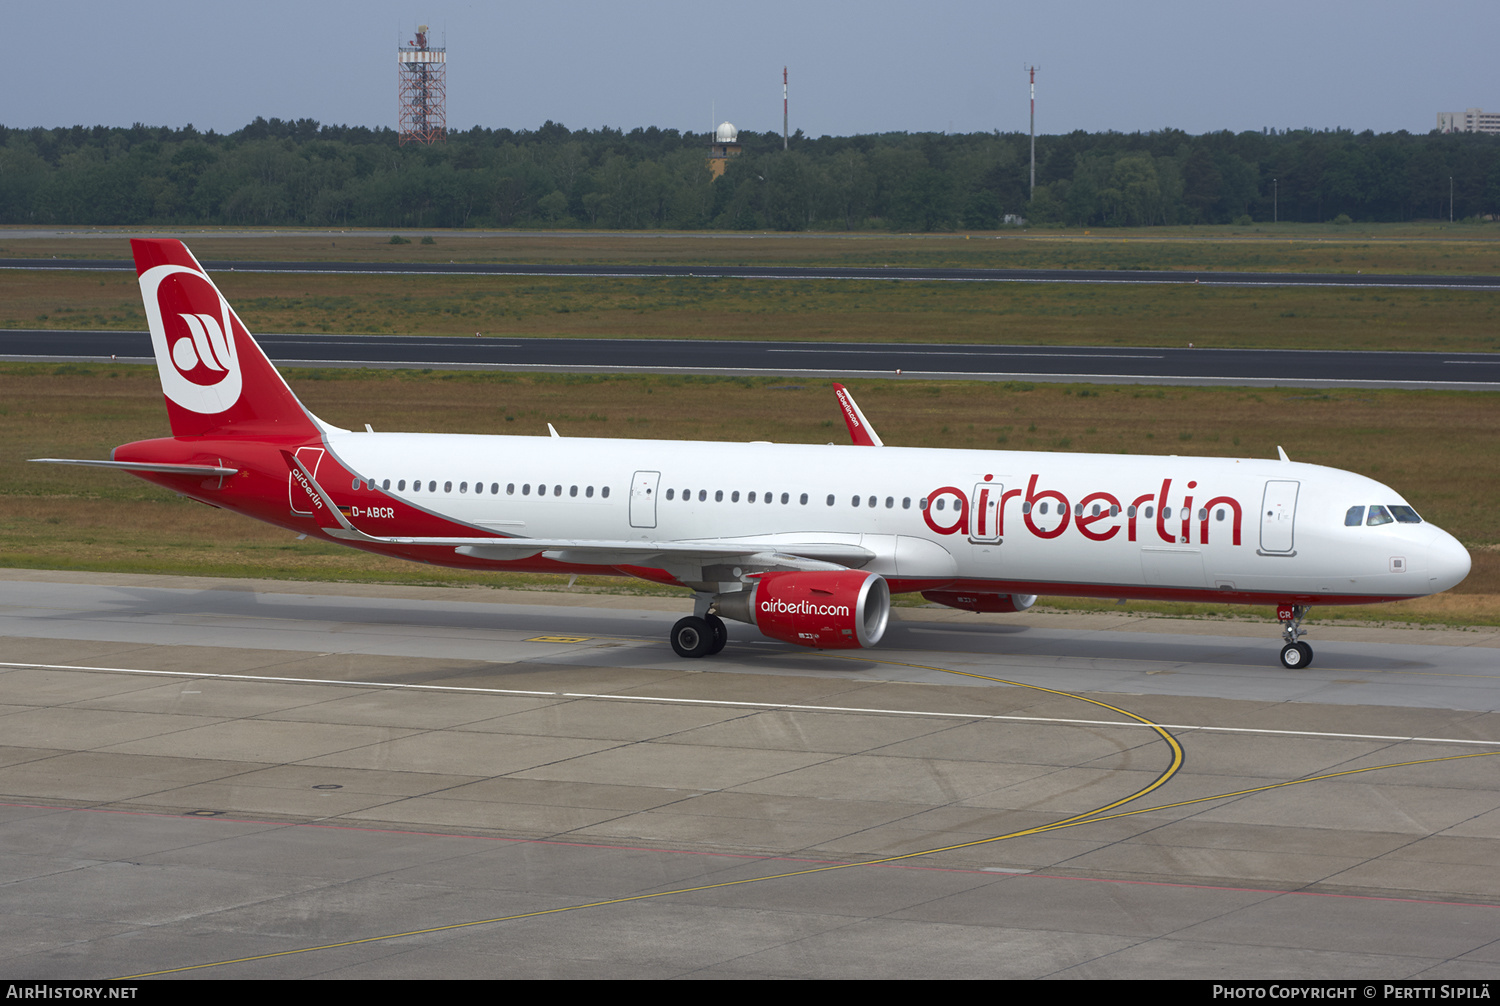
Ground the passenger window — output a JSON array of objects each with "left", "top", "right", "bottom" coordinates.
[
  {"left": 865, "top": 496, "right": 874, "bottom": 508},
  {"left": 698, "top": 489, "right": 707, "bottom": 502},
  {"left": 715, "top": 490, "right": 723, "bottom": 502},
  {"left": 1367, "top": 505, "right": 1394, "bottom": 526},
  {"left": 351, "top": 477, "right": 360, "bottom": 490},
  {"left": 586, "top": 486, "right": 594, "bottom": 498},
  {"left": 429, "top": 481, "right": 437, "bottom": 492},
  {"left": 1144, "top": 506, "right": 1154, "bottom": 519},
  {"left": 506, "top": 483, "right": 515, "bottom": 495},
  {"left": 1126, "top": 505, "right": 1136, "bottom": 518},
  {"left": 398, "top": 479, "right": 406, "bottom": 491},
  {"left": 764, "top": 492, "right": 772, "bottom": 504},
  {"left": 732, "top": 491, "right": 740, "bottom": 502},
  {"left": 383, "top": 479, "right": 391, "bottom": 490},
  {"left": 601, "top": 486, "right": 610, "bottom": 498},
  {"left": 903, "top": 498, "right": 911, "bottom": 509},
  {"left": 460, "top": 482, "right": 468, "bottom": 493},
  {"left": 570, "top": 486, "right": 578, "bottom": 497},
  {"left": 666, "top": 489, "right": 675, "bottom": 500},
  {"left": 554, "top": 485, "right": 563, "bottom": 497},
  {"left": 936, "top": 498, "right": 945, "bottom": 511},
  {"left": 919, "top": 498, "right": 928, "bottom": 510},
  {"left": 1216, "top": 508, "right": 1225, "bottom": 521},
  {"left": 885, "top": 497, "right": 893, "bottom": 508},
  {"left": 522, "top": 484, "right": 531, "bottom": 495},
  {"left": 1345, "top": 506, "right": 1365, "bottom": 526},
  {"left": 1022, "top": 501, "right": 1032, "bottom": 514},
  {"left": 491, "top": 483, "right": 499, "bottom": 495},
  {"left": 748, "top": 492, "right": 757, "bottom": 503},
  {"left": 826, "top": 494, "right": 835, "bottom": 506},
  {"left": 413, "top": 481, "right": 422, "bottom": 493},
  {"left": 1038, "top": 502, "right": 1048, "bottom": 515},
  {"left": 800, "top": 493, "right": 809, "bottom": 505},
  {"left": 1163, "top": 506, "right": 1172, "bottom": 519},
  {"left": 781, "top": 493, "right": 790, "bottom": 504}
]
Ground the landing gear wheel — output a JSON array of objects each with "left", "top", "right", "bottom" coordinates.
[
  {"left": 1280, "top": 642, "right": 1312, "bottom": 669},
  {"left": 704, "top": 614, "right": 728, "bottom": 655},
  {"left": 671, "top": 616, "right": 713, "bottom": 658},
  {"left": 1295, "top": 641, "right": 1313, "bottom": 668}
]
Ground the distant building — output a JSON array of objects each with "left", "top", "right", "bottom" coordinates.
[
  {"left": 1437, "top": 108, "right": 1500, "bottom": 134},
  {"left": 708, "top": 122, "right": 742, "bottom": 180}
]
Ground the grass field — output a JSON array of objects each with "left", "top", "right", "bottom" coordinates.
[
  {"left": 4, "top": 222, "right": 1500, "bottom": 273},
  {"left": 5, "top": 363, "right": 1496, "bottom": 625},
  {"left": 4, "top": 269, "right": 1498, "bottom": 354}
]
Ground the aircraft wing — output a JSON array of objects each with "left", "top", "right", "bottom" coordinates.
[{"left": 283, "top": 451, "right": 872, "bottom": 571}]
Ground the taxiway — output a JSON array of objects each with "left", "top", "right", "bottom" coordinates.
[{"left": 1, "top": 570, "right": 1497, "bottom": 979}]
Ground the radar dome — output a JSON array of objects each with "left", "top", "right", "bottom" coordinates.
[{"left": 715, "top": 122, "right": 738, "bottom": 143}]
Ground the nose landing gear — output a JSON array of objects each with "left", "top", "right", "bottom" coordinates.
[{"left": 1277, "top": 604, "right": 1313, "bottom": 668}]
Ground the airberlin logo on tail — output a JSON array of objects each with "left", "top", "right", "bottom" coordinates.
[{"left": 139, "top": 263, "right": 244, "bottom": 415}]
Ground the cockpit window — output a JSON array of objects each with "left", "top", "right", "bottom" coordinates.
[
  {"left": 1366, "top": 505, "right": 1393, "bottom": 526},
  {"left": 1389, "top": 505, "right": 1422, "bottom": 524},
  {"left": 1345, "top": 506, "right": 1365, "bottom": 527}
]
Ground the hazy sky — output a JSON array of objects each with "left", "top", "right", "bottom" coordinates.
[{"left": 9, "top": 1, "right": 1494, "bottom": 136}]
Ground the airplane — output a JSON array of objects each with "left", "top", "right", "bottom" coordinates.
[{"left": 33, "top": 239, "right": 1471, "bottom": 669}]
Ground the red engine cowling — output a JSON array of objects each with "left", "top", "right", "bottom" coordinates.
[
  {"left": 742, "top": 570, "right": 891, "bottom": 649},
  {"left": 921, "top": 590, "right": 1037, "bottom": 613}
]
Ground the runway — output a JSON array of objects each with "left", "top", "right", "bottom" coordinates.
[
  {"left": 7, "top": 330, "right": 1500, "bottom": 390},
  {"left": 4, "top": 256, "right": 1499, "bottom": 290},
  {"left": 2, "top": 570, "right": 1498, "bottom": 979}
]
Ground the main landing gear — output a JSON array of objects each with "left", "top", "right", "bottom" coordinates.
[
  {"left": 1277, "top": 604, "right": 1313, "bottom": 669},
  {"left": 670, "top": 614, "right": 728, "bottom": 658}
]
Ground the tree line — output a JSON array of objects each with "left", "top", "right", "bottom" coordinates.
[{"left": 2, "top": 117, "right": 1497, "bottom": 230}]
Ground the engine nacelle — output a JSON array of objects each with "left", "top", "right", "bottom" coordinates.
[
  {"left": 716, "top": 570, "right": 890, "bottom": 649},
  {"left": 921, "top": 590, "right": 1037, "bottom": 614}
]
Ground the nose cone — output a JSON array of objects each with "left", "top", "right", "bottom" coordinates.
[{"left": 1426, "top": 526, "right": 1471, "bottom": 594}]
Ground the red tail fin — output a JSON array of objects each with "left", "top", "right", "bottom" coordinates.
[{"left": 132, "top": 239, "right": 320, "bottom": 439}]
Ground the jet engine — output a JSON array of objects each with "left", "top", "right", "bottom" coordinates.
[
  {"left": 714, "top": 570, "right": 890, "bottom": 649},
  {"left": 921, "top": 590, "right": 1037, "bottom": 613}
]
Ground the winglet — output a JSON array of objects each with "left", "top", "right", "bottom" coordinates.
[
  {"left": 832, "top": 383, "right": 883, "bottom": 447},
  {"left": 1277, "top": 446, "right": 1290, "bottom": 462}
]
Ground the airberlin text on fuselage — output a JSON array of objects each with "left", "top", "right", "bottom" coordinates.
[
  {"left": 289, "top": 466, "right": 324, "bottom": 511},
  {"left": 924, "top": 473, "right": 1245, "bottom": 546}
]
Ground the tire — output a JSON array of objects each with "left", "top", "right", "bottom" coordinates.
[
  {"left": 671, "top": 616, "right": 712, "bottom": 658},
  {"left": 1295, "top": 641, "right": 1313, "bottom": 668},
  {"left": 705, "top": 614, "right": 728, "bottom": 655},
  {"left": 1279, "top": 642, "right": 1307, "bottom": 669}
]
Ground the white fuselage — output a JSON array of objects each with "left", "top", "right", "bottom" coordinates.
[{"left": 325, "top": 430, "right": 1471, "bottom": 603}]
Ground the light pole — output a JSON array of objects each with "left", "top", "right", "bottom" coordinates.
[
  {"left": 1450, "top": 176, "right": 1454, "bottom": 222},
  {"left": 1273, "top": 178, "right": 1278, "bottom": 223}
]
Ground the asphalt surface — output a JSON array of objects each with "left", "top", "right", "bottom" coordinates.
[
  {"left": 7, "top": 329, "right": 1500, "bottom": 389},
  {"left": 5, "top": 256, "right": 1500, "bottom": 289},
  {"left": 2, "top": 570, "right": 1498, "bottom": 979}
]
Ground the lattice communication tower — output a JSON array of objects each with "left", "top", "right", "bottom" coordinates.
[{"left": 398, "top": 25, "right": 446, "bottom": 146}]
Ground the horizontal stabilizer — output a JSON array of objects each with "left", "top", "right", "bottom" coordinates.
[{"left": 30, "top": 458, "right": 239, "bottom": 477}]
